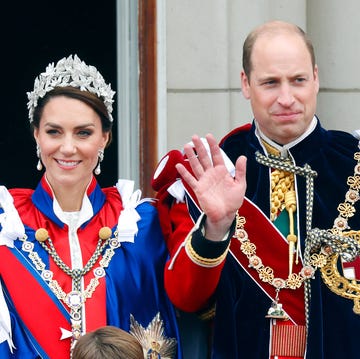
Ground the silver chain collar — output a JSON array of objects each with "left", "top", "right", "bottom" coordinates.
[
  {"left": 20, "top": 227, "right": 120, "bottom": 352},
  {"left": 255, "top": 151, "right": 317, "bottom": 331}
]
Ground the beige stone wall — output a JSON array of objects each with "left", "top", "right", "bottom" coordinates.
[
  {"left": 308, "top": 0, "right": 360, "bottom": 133},
  {"left": 161, "top": 0, "right": 360, "bottom": 155}
]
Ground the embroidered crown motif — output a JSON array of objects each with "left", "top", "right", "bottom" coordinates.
[{"left": 27, "top": 54, "right": 115, "bottom": 123}]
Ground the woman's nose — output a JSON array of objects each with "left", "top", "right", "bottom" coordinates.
[{"left": 60, "top": 137, "right": 77, "bottom": 155}]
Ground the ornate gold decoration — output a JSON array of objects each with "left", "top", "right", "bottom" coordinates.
[
  {"left": 270, "top": 169, "right": 295, "bottom": 221},
  {"left": 262, "top": 141, "right": 299, "bottom": 275},
  {"left": 255, "top": 149, "right": 318, "bottom": 327},
  {"left": 234, "top": 213, "right": 315, "bottom": 319},
  {"left": 185, "top": 234, "right": 229, "bottom": 267},
  {"left": 321, "top": 230, "right": 360, "bottom": 314},
  {"left": 261, "top": 140, "right": 295, "bottom": 221},
  {"left": 311, "top": 150, "right": 360, "bottom": 313}
]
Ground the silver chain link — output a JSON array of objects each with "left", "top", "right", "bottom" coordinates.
[{"left": 255, "top": 151, "right": 317, "bottom": 332}]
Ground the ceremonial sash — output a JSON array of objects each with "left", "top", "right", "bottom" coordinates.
[
  {"left": 184, "top": 188, "right": 305, "bottom": 326},
  {"left": 231, "top": 197, "right": 305, "bottom": 325},
  {"left": 0, "top": 246, "right": 71, "bottom": 359}
]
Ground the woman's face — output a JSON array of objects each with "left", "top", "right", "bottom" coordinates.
[{"left": 34, "top": 96, "right": 109, "bottom": 191}]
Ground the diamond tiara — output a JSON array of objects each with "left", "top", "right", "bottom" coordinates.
[{"left": 27, "top": 54, "right": 116, "bottom": 123}]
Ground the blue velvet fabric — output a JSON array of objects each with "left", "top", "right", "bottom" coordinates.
[
  {"left": 0, "top": 179, "right": 181, "bottom": 358},
  {"left": 211, "top": 119, "right": 360, "bottom": 358}
]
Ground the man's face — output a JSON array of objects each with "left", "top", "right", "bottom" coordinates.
[{"left": 241, "top": 32, "right": 319, "bottom": 145}]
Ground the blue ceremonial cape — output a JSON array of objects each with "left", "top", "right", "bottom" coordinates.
[
  {"left": 0, "top": 177, "right": 181, "bottom": 358},
  {"left": 211, "top": 119, "right": 360, "bottom": 359}
]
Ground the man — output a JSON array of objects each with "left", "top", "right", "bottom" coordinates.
[{"left": 153, "top": 21, "right": 360, "bottom": 358}]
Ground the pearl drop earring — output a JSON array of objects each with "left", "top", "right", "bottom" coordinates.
[
  {"left": 36, "top": 144, "right": 43, "bottom": 171},
  {"left": 94, "top": 149, "right": 104, "bottom": 175}
]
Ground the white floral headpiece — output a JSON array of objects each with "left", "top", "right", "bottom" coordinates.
[{"left": 27, "top": 54, "right": 115, "bottom": 123}]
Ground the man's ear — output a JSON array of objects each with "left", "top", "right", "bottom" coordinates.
[{"left": 241, "top": 70, "right": 251, "bottom": 99}]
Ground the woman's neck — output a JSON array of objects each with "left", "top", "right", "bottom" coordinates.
[
  {"left": 45, "top": 176, "right": 90, "bottom": 212},
  {"left": 55, "top": 186, "right": 85, "bottom": 211}
]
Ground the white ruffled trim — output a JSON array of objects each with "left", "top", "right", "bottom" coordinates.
[
  {"left": 0, "top": 186, "right": 19, "bottom": 352},
  {"left": 0, "top": 280, "right": 15, "bottom": 353},
  {"left": 116, "top": 180, "right": 143, "bottom": 243},
  {"left": 0, "top": 186, "right": 25, "bottom": 248}
]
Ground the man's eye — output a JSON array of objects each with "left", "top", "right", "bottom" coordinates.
[{"left": 263, "top": 80, "right": 276, "bottom": 86}]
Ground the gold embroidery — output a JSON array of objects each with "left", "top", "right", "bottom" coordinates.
[
  {"left": 234, "top": 213, "right": 315, "bottom": 319},
  {"left": 262, "top": 140, "right": 299, "bottom": 274},
  {"left": 321, "top": 230, "right": 360, "bottom": 314},
  {"left": 313, "top": 151, "right": 360, "bottom": 313},
  {"left": 185, "top": 234, "right": 229, "bottom": 267}
]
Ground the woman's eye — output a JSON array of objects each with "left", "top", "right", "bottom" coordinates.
[
  {"left": 46, "top": 129, "right": 60, "bottom": 135},
  {"left": 78, "top": 130, "right": 92, "bottom": 137}
]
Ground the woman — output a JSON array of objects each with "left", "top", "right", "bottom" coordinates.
[{"left": 0, "top": 55, "right": 180, "bottom": 359}]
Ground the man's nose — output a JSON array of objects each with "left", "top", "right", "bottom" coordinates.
[{"left": 277, "top": 84, "right": 295, "bottom": 107}]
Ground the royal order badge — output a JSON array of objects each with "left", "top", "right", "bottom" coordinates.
[
  {"left": 320, "top": 230, "right": 360, "bottom": 314},
  {"left": 129, "top": 313, "right": 177, "bottom": 359}
]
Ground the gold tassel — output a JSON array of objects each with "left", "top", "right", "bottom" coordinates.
[{"left": 285, "top": 190, "right": 297, "bottom": 274}]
